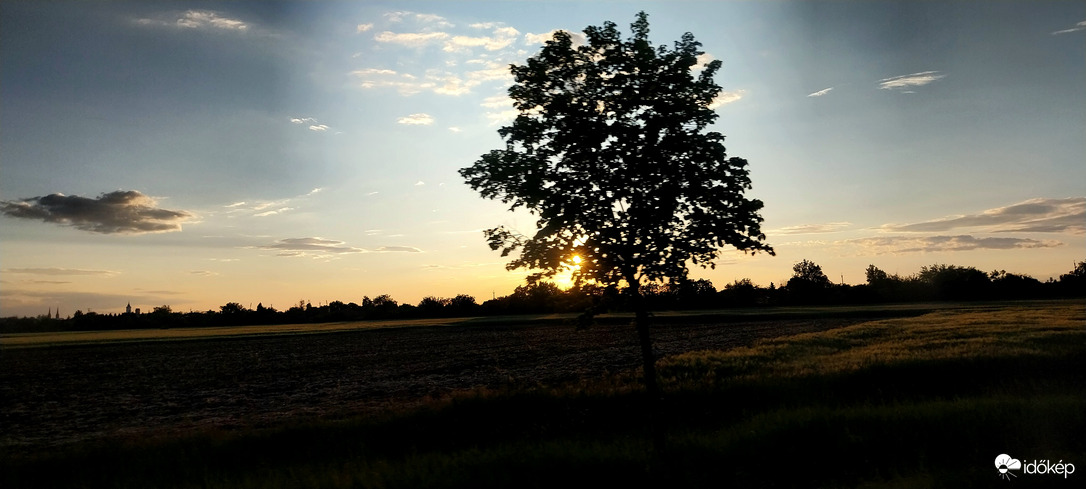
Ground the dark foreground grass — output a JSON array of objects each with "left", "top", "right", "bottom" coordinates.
[{"left": 3, "top": 301, "right": 1083, "bottom": 488}]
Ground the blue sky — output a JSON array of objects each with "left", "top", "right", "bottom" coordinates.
[{"left": 2, "top": 1, "right": 1083, "bottom": 317}]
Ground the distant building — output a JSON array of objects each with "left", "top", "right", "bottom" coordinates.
[{"left": 126, "top": 303, "right": 132, "bottom": 314}]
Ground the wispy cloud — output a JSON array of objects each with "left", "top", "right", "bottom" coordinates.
[
  {"left": 0, "top": 191, "right": 193, "bottom": 234},
  {"left": 524, "top": 30, "right": 585, "bottom": 45},
  {"left": 353, "top": 13, "right": 521, "bottom": 98},
  {"left": 413, "top": 13, "right": 452, "bottom": 28},
  {"left": 807, "top": 87, "right": 834, "bottom": 97},
  {"left": 351, "top": 68, "right": 398, "bottom": 77},
  {"left": 374, "top": 31, "right": 449, "bottom": 47},
  {"left": 258, "top": 237, "right": 365, "bottom": 257},
  {"left": 135, "top": 10, "right": 249, "bottom": 32},
  {"left": 846, "top": 235, "right": 1062, "bottom": 254},
  {"left": 384, "top": 11, "right": 453, "bottom": 29},
  {"left": 398, "top": 113, "right": 435, "bottom": 125},
  {"left": 464, "top": 62, "right": 512, "bottom": 83},
  {"left": 254, "top": 207, "right": 294, "bottom": 217},
  {"left": 255, "top": 238, "right": 422, "bottom": 257},
  {"left": 880, "top": 197, "right": 1085, "bottom": 234},
  {"left": 383, "top": 11, "right": 409, "bottom": 23},
  {"left": 219, "top": 188, "right": 324, "bottom": 219},
  {"left": 429, "top": 73, "right": 472, "bottom": 96},
  {"left": 350, "top": 69, "right": 436, "bottom": 95},
  {"left": 352, "top": 62, "right": 510, "bottom": 97},
  {"left": 356, "top": 23, "right": 374, "bottom": 33},
  {"left": 878, "top": 71, "right": 945, "bottom": 91},
  {"left": 375, "top": 246, "right": 423, "bottom": 253},
  {"left": 1052, "top": 20, "right": 1086, "bottom": 35},
  {"left": 2, "top": 267, "right": 118, "bottom": 276},
  {"left": 176, "top": 10, "right": 247, "bottom": 31},
  {"left": 709, "top": 89, "right": 746, "bottom": 109},
  {"left": 443, "top": 26, "right": 520, "bottom": 53},
  {"left": 290, "top": 116, "right": 332, "bottom": 132},
  {"left": 486, "top": 109, "right": 519, "bottom": 125},
  {"left": 771, "top": 222, "right": 852, "bottom": 235}
]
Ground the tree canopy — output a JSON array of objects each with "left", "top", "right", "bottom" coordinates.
[
  {"left": 460, "top": 11, "right": 773, "bottom": 290},
  {"left": 789, "top": 259, "right": 832, "bottom": 288},
  {"left": 460, "top": 11, "right": 776, "bottom": 451}
]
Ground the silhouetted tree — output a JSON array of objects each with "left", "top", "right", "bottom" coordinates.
[
  {"left": 459, "top": 11, "right": 773, "bottom": 450},
  {"left": 790, "top": 259, "right": 831, "bottom": 287},
  {"left": 447, "top": 294, "right": 480, "bottom": 316},
  {"left": 508, "top": 282, "right": 564, "bottom": 313},
  {"left": 674, "top": 278, "right": 717, "bottom": 309},
  {"left": 370, "top": 294, "right": 399, "bottom": 318},
  {"left": 720, "top": 278, "right": 759, "bottom": 307},
  {"left": 865, "top": 265, "right": 890, "bottom": 284},
  {"left": 917, "top": 264, "right": 990, "bottom": 301},
  {"left": 787, "top": 259, "right": 832, "bottom": 303},
  {"left": 1058, "top": 259, "right": 1086, "bottom": 296},
  {"left": 417, "top": 296, "right": 451, "bottom": 317},
  {"left": 863, "top": 264, "right": 917, "bottom": 302},
  {"left": 147, "top": 305, "right": 180, "bottom": 328},
  {"left": 220, "top": 302, "right": 246, "bottom": 315},
  {"left": 989, "top": 270, "right": 1044, "bottom": 299}
]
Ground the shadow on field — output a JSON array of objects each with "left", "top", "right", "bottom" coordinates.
[{"left": 2, "top": 302, "right": 1083, "bottom": 488}]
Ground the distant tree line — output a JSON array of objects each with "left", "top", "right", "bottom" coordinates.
[{"left": 3, "top": 260, "right": 1083, "bottom": 333}]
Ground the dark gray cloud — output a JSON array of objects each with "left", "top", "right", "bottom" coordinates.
[
  {"left": 880, "top": 197, "right": 1085, "bottom": 234},
  {"left": 849, "top": 235, "right": 1062, "bottom": 254},
  {"left": 0, "top": 191, "right": 193, "bottom": 234}
]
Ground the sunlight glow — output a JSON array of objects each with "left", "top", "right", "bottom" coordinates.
[{"left": 553, "top": 254, "right": 583, "bottom": 289}]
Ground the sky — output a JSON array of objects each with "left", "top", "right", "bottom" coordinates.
[{"left": 1, "top": 1, "right": 1083, "bottom": 317}]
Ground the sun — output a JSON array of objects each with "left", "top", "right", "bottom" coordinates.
[{"left": 553, "top": 254, "right": 584, "bottom": 289}]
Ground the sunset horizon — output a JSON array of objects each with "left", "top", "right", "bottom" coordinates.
[{"left": 3, "top": 2, "right": 1083, "bottom": 317}]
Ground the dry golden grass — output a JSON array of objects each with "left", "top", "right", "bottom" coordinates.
[
  {"left": 3, "top": 301, "right": 1082, "bottom": 489},
  {"left": 659, "top": 302, "right": 1085, "bottom": 383}
]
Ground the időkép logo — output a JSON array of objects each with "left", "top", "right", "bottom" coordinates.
[{"left": 995, "top": 453, "right": 1075, "bottom": 480}]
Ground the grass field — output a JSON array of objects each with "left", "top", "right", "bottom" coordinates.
[
  {"left": 2, "top": 300, "right": 1082, "bottom": 488},
  {"left": 0, "top": 301, "right": 970, "bottom": 348}
]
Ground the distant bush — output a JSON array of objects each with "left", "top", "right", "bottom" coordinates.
[{"left": 4, "top": 260, "right": 1083, "bottom": 332}]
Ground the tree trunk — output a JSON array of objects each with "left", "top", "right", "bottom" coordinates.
[{"left": 628, "top": 276, "right": 666, "bottom": 452}]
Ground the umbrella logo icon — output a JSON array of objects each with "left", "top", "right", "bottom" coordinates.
[{"left": 995, "top": 454, "right": 1022, "bottom": 480}]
